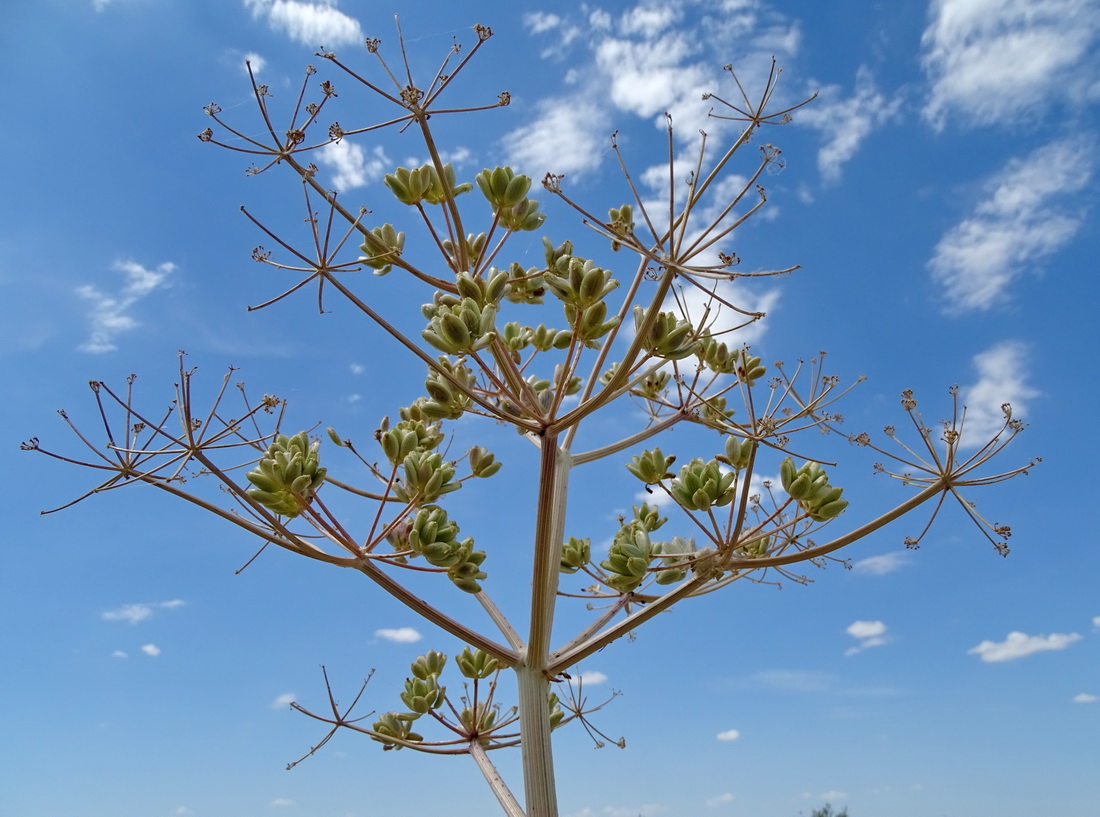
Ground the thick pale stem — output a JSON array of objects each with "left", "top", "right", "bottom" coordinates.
[{"left": 519, "top": 434, "right": 572, "bottom": 817}]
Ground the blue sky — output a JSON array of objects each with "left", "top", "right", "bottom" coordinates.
[{"left": 3, "top": 1, "right": 1099, "bottom": 816}]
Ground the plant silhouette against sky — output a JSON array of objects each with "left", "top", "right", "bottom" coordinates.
[{"left": 25, "top": 23, "right": 1036, "bottom": 817}]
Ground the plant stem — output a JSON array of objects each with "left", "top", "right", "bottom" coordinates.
[{"left": 518, "top": 433, "right": 572, "bottom": 816}]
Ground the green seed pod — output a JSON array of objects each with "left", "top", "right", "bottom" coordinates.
[
  {"left": 456, "top": 646, "right": 500, "bottom": 679},
  {"left": 358, "top": 223, "right": 405, "bottom": 275},
  {"left": 410, "top": 650, "right": 448, "bottom": 680},
  {"left": 245, "top": 431, "right": 326, "bottom": 518},
  {"left": 548, "top": 692, "right": 565, "bottom": 729},
  {"left": 502, "top": 262, "right": 546, "bottom": 304},
  {"left": 468, "top": 446, "right": 502, "bottom": 478},
  {"left": 723, "top": 436, "right": 753, "bottom": 470},
  {"left": 625, "top": 448, "right": 675, "bottom": 485},
  {"left": 633, "top": 305, "right": 702, "bottom": 361},
  {"left": 559, "top": 536, "right": 591, "bottom": 573},
  {"left": 736, "top": 348, "right": 766, "bottom": 386},
  {"left": 371, "top": 711, "right": 424, "bottom": 750}
]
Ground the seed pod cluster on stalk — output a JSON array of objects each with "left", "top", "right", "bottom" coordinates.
[
  {"left": 779, "top": 456, "right": 849, "bottom": 521},
  {"left": 391, "top": 505, "right": 488, "bottom": 593},
  {"left": 245, "top": 431, "right": 326, "bottom": 518}
]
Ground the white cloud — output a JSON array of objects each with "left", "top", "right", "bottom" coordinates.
[
  {"left": 1092, "top": 616, "right": 1100, "bottom": 628},
  {"left": 269, "top": 797, "right": 296, "bottom": 807},
  {"left": 566, "top": 805, "right": 666, "bottom": 817},
  {"left": 243, "top": 0, "right": 362, "bottom": 47},
  {"left": 503, "top": 96, "right": 611, "bottom": 178},
  {"left": 959, "top": 341, "right": 1039, "bottom": 445},
  {"left": 661, "top": 278, "right": 781, "bottom": 350},
  {"left": 846, "top": 620, "right": 889, "bottom": 655},
  {"left": 716, "top": 728, "right": 740, "bottom": 741},
  {"left": 375, "top": 627, "right": 422, "bottom": 643},
  {"left": 112, "top": 650, "right": 128, "bottom": 658},
  {"left": 102, "top": 600, "right": 184, "bottom": 624},
  {"left": 271, "top": 692, "right": 296, "bottom": 709},
  {"left": 77, "top": 260, "right": 175, "bottom": 353},
  {"left": 819, "top": 790, "right": 848, "bottom": 802},
  {"left": 852, "top": 552, "right": 908, "bottom": 575},
  {"left": 847, "top": 620, "right": 886, "bottom": 639},
  {"left": 103, "top": 604, "right": 154, "bottom": 624},
  {"left": 705, "top": 792, "right": 735, "bottom": 807},
  {"left": 524, "top": 11, "right": 563, "bottom": 34},
  {"left": 929, "top": 138, "right": 1094, "bottom": 312},
  {"left": 796, "top": 66, "right": 902, "bottom": 182},
  {"left": 318, "top": 142, "right": 388, "bottom": 191},
  {"left": 921, "top": 0, "right": 1100, "bottom": 129},
  {"left": 968, "top": 631, "right": 1082, "bottom": 662},
  {"left": 1073, "top": 693, "right": 1098, "bottom": 703},
  {"left": 141, "top": 643, "right": 161, "bottom": 657},
  {"left": 577, "top": 670, "right": 608, "bottom": 686},
  {"left": 510, "top": 1, "right": 803, "bottom": 179},
  {"left": 349, "top": 362, "right": 365, "bottom": 374},
  {"left": 243, "top": 51, "right": 266, "bottom": 75}
]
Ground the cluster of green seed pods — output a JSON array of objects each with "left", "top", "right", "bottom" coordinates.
[
  {"left": 633, "top": 306, "right": 701, "bottom": 361},
  {"left": 384, "top": 162, "right": 471, "bottom": 206},
  {"left": 377, "top": 415, "right": 444, "bottom": 466},
  {"left": 669, "top": 457, "right": 737, "bottom": 512},
  {"left": 393, "top": 451, "right": 461, "bottom": 505},
  {"left": 475, "top": 166, "right": 546, "bottom": 232},
  {"left": 373, "top": 650, "right": 448, "bottom": 751},
  {"left": 393, "top": 505, "right": 488, "bottom": 593},
  {"left": 559, "top": 536, "right": 591, "bottom": 573},
  {"left": 607, "top": 203, "right": 634, "bottom": 251},
  {"left": 599, "top": 503, "right": 668, "bottom": 593},
  {"left": 420, "top": 357, "right": 477, "bottom": 421},
  {"left": 456, "top": 646, "right": 499, "bottom": 679},
  {"left": 625, "top": 447, "right": 676, "bottom": 485},
  {"left": 245, "top": 431, "right": 326, "bottom": 518},
  {"left": 653, "top": 535, "right": 696, "bottom": 585},
  {"left": 544, "top": 254, "right": 621, "bottom": 348},
  {"left": 779, "top": 456, "right": 849, "bottom": 521},
  {"left": 358, "top": 223, "right": 405, "bottom": 275},
  {"left": 421, "top": 294, "right": 498, "bottom": 355}
]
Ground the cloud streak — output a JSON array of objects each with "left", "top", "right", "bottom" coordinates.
[
  {"left": 76, "top": 260, "right": 174, "bottom": 353},
  {"left": 243, "top": 0, "right": 362, "bottom": 47},
  {"left": 968, "top": 631, "right": 1081, "bottom": 662},
  {"left": 921, "top": 0, "right": 1100, "bottom": 129},
  {"left": 960, "top": 341, "right": 1039, "bottom": 446},
  {"left": 929, "top": 138, "right": 1094, "bottom": 313}
]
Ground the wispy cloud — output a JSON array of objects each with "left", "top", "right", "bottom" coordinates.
[
  {"left": 141, "top": 643, "right": 162, "bottom": 657},
  {"left": 715, "top": 728, "right": 740, "bottom": 741},
  {"left": 503, "top": 95, "right": 612, "bottom": 178},
  {"left": 960, "top": 341, "right": 1039, "bottom": 445},
  {"left": 797, "top": 66, "right": 902, "bottom": 182},
  {"left": 509, "top": 0, "right": 803, "bottom": 179},
  {"left": 968, "top": 631, "right": 1082, "bottom": 662},
  {"left": 845, "top": 620, "right": 888, "bottom": 655},
  {"left": 852, "top": 552, "right": 908, "bottom": 575},
  {"left": 375, "top": 627, "right": 422, "bottom": 643},
  {"left": 317, "top": 141, "right": 388, "bottom": 191},
  {"left": 928, "top": 138, "right": 1094, "bottom": 312},
  {"left": 1073, "top": 693, "right": 1097, "bottom": 703},
  {"left": 705, "top": 792, "right": 735, "bottom": 807},
  {"left": 243, "top": 0, "right": 362, "bottom": 47},
  {"left": 269, "top": 797, "right": 296, "bottom": 807},
  {"left": 102, "top": 600, "right": 185, "bottom": 624},
  {"left": 270, "top": 692, "right": 296, "bottom": 709},
  {"left": 921, "top": 0, "right": 1100, "bottom": 129},
  {"left": 576, "top": 670, "right": 608, "bottom": 686},
  {"left": 76, "top": 260, "right": 174, "bottom": 353}
]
